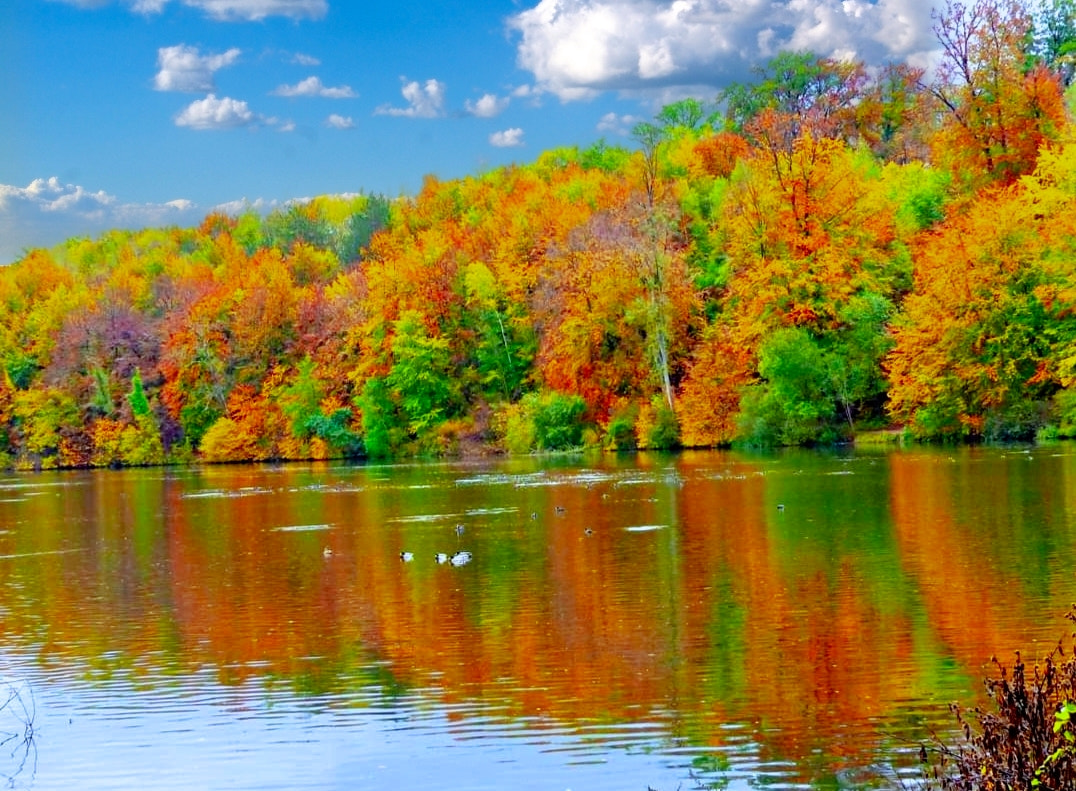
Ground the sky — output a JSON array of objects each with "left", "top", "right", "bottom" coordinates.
[{"left": 1, "top": 0, "right": 945, "bottom": 263}]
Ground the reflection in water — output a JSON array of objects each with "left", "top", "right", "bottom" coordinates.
[{"left": 1, "top": 447, "right": 1076, "bottom": 789}]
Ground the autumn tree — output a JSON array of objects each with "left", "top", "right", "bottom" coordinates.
[
  {"left": 928, "top": 0, "right": 1067, "bottom": 185},
  {"left": 712, "top": 132, "right": 908, "bottom": 443},
  {"left": 885, "top": 148, "right": 1076, "bottom": 439},
  {"left": 721, "top": 52, "right": 872, "bottom": 153}
]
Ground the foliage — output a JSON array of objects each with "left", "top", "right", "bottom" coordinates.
[
  {"left": 635, "top": 397, "right": 680, "bottom": 450},
  {"left": 127, "top": 369, "right": 151, "bottom": 418},
  {"left": 356, "top": 377, "right": 398, "bottom": 459},
  {"left": 605, "top": 404, "right": 639, "bottom": 451},
  {"left": 0, "top": 13, "right": 1073, "bottom": 468},
  {"left": 928, "top": 0, "right": 1067, "bottom": 186},
  {"left": 528, "top": 391, "right": 588, "bottom": 451}
]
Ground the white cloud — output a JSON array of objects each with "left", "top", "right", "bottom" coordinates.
[
  {"left": 375, "top": 78, "right": 446, "bottom": 119},
  {"left": 174, "top": 94, "right": 258, "bottom": 129},
  {"left": 490, "top": 128, "right": 525, "bottom": 148},
  {"left": 325, "top": 114, "right": 354, "bottom": 129},
  {"left": 154, "top": 45, "right": 241, "bottom": 93},
  {"left": 52, "top": 0, "right": 327, "bottom": 20},
  {"left": 291, "top": 52, "right": 320, "bottom": 66},
  {"left": 272, "top": 76, "right": 357, "bottom": 99},
  {"left": 186, "top": 0, "right": 327, "bottom": 20},
  {"left": 0, "top": 178, "right": 206, "bottom": 264},
  {"left": 509, "top": 0, "right": 939, "bottom": 100},
  {"left": 465, "top": 93, "right": 510, "bottom": 118},
  {"left": 596, "top": 111, "right": 643, "bottom": 136}
]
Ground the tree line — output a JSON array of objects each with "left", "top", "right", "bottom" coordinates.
[{"left": 2, "top": 0, "right": 1076, "bottom": 469}]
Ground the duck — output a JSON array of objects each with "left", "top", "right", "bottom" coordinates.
[
  {"left": 435, "top": 552, "right": 450, "bottom": 564},
  {"left": 450, "top": 551, "right": 472, "bottom": 567},
  {"left": 400, "top": 551, "right": 414, "bottom": 562}
]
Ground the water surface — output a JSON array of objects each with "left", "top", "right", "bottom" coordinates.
[{"left": 2, "top": 445, "right": 1076, "bottom": 789}]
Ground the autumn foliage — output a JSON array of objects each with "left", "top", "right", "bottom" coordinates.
[{"left": 1, "top": 2, "right": 1075, "bottom": 467}]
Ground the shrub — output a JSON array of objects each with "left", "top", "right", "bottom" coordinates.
[
  {"left": 199, "top": 418, "right": 251, "bottom": 463},
  {"left": 646, "top": 400, "right": 680, "bottom": 450},
  {"left": 1052, "top": 389, "right": 1076, "bottom": 439},
  {"left": 923, "top": 608, "right": 1076, "bottom": 790},
  {"left": 605, "top": 404, "right": 638, "bottom": 451},
  {"left": 635, "top": 398, "right": 680, "bottom": 450},
  {"left": 497, "top": 402, "right": 537, "bottom": 455},
  {"left": 529, "top": 391, "right": 587, "bottom": 450},
  {"left": 492, "top": 392, "right": 588, "bottom": 454}
]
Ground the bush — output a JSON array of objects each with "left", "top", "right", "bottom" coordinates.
[
  {"left": 492, "top": 392, "right": 589, "bottom": 454},
  {"left": 199, "top": 418, "right": 251, "bottom": 463},
  {"left": 1052, "top": 389, "right": 1076, "bottom": 439},
  {"left": 923, "top": 608, "right": 1076, "bottom": 790},
  {"left": 635, "top": 398, "right": 680, "bottom": 450},
  {"left": 497, "top": 402, "right": 537, "bottom": 455},
  {"left": 647, "top": 401, "right": 680, "bottom": 450},
  {"left": 530, "top": 392, "right": 587, "bottom": 450},
  {"left": 605, "top": 405, "right": 638, "bottom": 451}
]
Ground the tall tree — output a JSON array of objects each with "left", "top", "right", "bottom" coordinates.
[
  {"left": 928, "top": 0, "right": 1067, "bottom": 184},
  {"left": 1034, "top": 0, "right": 1076, "bottom": 85}
]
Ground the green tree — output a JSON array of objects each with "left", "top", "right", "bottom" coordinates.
[
  {"left": 279, "top": 357, "right": 362, "bottom": 456},
  {"left": 127, "top": 369, "right": 151, "bottom": 418},
  {"left": 1035, "top": 0, "right": 1076, "bottom": 85},
  {"left": 386, "top": 310, "right": 455, "bottom": 436},
  {"left": 356, "top": 376, "right": 398, "bottom": 459},
  {"left": 738, "top": 328, "right": 837, "bottom": 446},
  {"left": 463, "top": 262, "right": 531, "bottom": 401}
]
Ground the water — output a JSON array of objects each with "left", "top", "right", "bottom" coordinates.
[{"left": 1, "top": 445, "right": 1076, "bottom": 790}]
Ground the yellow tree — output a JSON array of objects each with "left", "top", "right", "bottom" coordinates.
[{"left": 885, "top": 166, "right": 1075, "bottom": 439}]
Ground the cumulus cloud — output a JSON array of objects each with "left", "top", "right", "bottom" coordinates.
[
  {"left": 154, "top": 45, "right": 241, "bottom": 93},
  {"left": 465, "top": 93, "right": 510, "bottom": 118},
  {"left": 52, "top": 0, "right": 326, "bottom": 20},
  {"left": 325, "top": 114, "right": 354, "bottom": 129},
  {"left": 490, "top": 128, "right": 525, "bottom": 148},
  {"left": 509, "top": 0, "right": 939, "bottom": 100},
  {"left": 0, "top": 178, "right": 206, "bottom": 264},
  {"left": 375, "top": 78, "right": 446, "bottom": 118},
  {"left": 174, "top": 94, "right": 258, "bottom": 129},
  {"left": 272, "top": 76, "right": 357, "bottom": 98}
]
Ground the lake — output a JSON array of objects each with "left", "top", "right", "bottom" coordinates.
[{"left": 2, "top": 445, "right": 1076, "bottom": 790}]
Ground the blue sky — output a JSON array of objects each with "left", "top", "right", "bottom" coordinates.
[{"left": 1, "top": 0, "right": 943, "bottom": 263}]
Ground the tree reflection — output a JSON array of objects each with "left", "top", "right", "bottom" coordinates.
[{"left": 0, "top": 450, "right": 1075, "bottom": 785}]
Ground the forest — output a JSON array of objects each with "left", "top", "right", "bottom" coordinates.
[{"left": 2, "top": 0, "right": 1076, "bottom": 470}]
